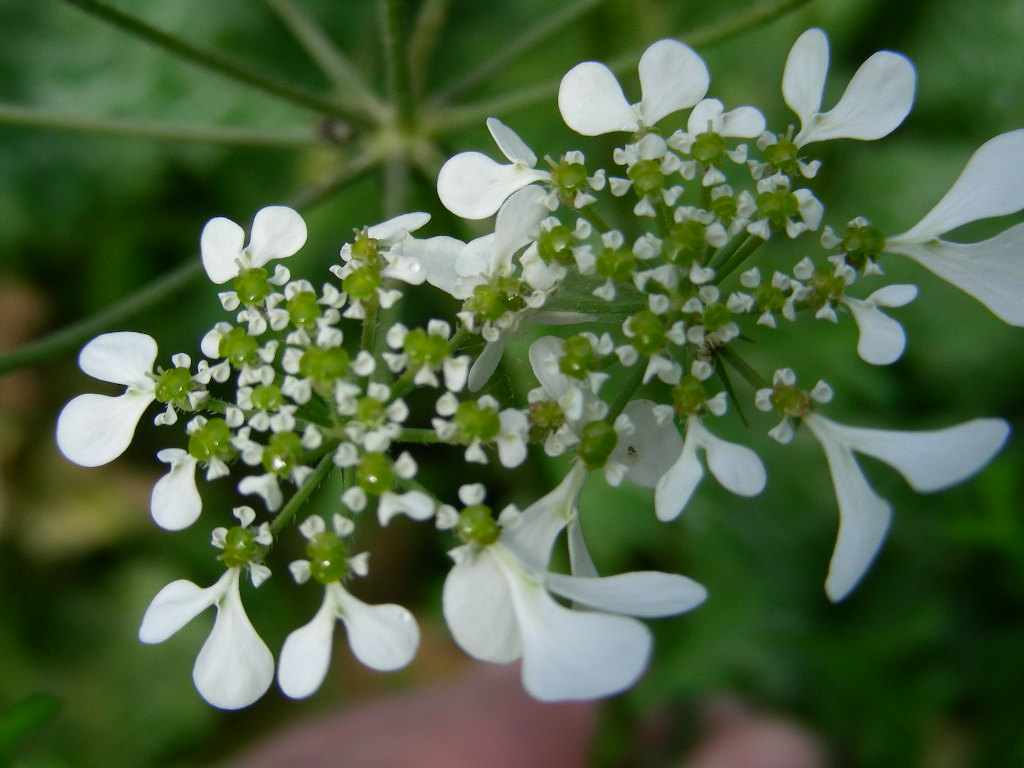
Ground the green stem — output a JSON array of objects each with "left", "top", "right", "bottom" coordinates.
[
  {"left": 0, "top": 102, "right": 321, "bottom": 147},
  {"left": 606, "top": 361, "right": 646, "bottom": 423},
  {"left": 59, "top": 0, "right": 370, "bottom": 125},
  {"left": 262, "top": 0, "right": 386, "bottom": 119},
  {"left": 397, "top": 427, "right": 446, "bottom": 444},
  {"left": 270, "top": 453, "right": 336, "bottom": 535},
  {"left": 575, "top": 204, "right": 612, "bottom": 234},
  {"left": 717, "top": 344, "right": 770, "bottom": 390},
  {"left": 408, "top": 0, "right": 450, "bottom": 99},
  {"left": 380, "top": 0, "right": 415, "bottom": 130},
  {"left": 707, "top": 231, "right": 747, "bottom": 271},
  {"left": 433, "top": 0, "right": 605, "bottom": 102},
  {"left": 433, "top": 0, "right": 815, "bottom": 130},
  {"left": 712, "top": 233, "right": 766, "bottom": 284}
]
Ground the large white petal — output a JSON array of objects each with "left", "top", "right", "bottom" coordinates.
[
  {"left": 246, "top": 206, "right": 307, "bottom": 268},
  {"left": 192, "top": 569, "right": 274, "bottom": 709},
  {"left": 826, "top": 417, "right": 1009, "bottom": 493},
  {"left": 782, "top": 28, "right": 828, "bottom": 129},
  {"left": 721, "top": 105, "right": 766, "bottom": 138},
  {"left": 886, "top": 223, "right": 1024, "bottom": 325},
  {"left": 654, "top": 426, "right": 703, "bottom": 522},
  {"left": 843, "top": 296, "right": 907, "bottom": 366},
  {"left": 502, "top": 464, "right": 587, "bottom": 570},
  {"left": 200, "top": 216, "right": 246, "bottom": 284},
  {"left": 890, "top": 130, "right": 1024, "bottom": 242},
  {"left": 528, "top": 336, "right": 569, "bottom": 401},
  {"left": 493, "top": 185, "right": 548, "bottom": 262},
  {"left": 506, "top": 572, "right": 651, "bottom": 701},
  {"left": 797, "top": 51, "right": 915, "bottom": 145},
  {"left": 486, "top": 117, "right": 537, "bottom": 166},
  {"left": 151, "top": 449, "right": 202, "bottom": 530},
  {"left": 56, "top": 391, "right": 155, "bottom": 467},
  {"left": 558, "top": 61, "right": 637, "bottom": 136},
  {"left": 437, "top": 152, "right": 547, "bottom": 220},
  {"left": 78, "top": 331, "right": 157, "bottom": 387},
  {"left": 567, "top": 518, "right": 599, "bottom": 578},
  {"left": 805, "top": 415, "right": 892, "bottom": 602},
  {"left": 637, "top": 39, "right": 709, "bottom": 126},
  {"left": 611, "top": 400, "right": 683, "bottom": 488},
  {"left": 277, "top": 594, "right": 336, "bottom": 699},
  {"left": 467, "top": 335, "right": 508, "bottom": 392},
  {"left": 545, "top": 571, "right": 707, "bottom": 617},
  {"left": 442, "top": 547, "right": 521, "bottom": 663},
  {"left": 367, "top": 211, "right": 431, "bottom": 242},
  {"left": 335, "top": 585, "right": 419, "bottom": 671},
  {"left": 401, "top": 234, "right": 465, "bottom": 296},
  {"left": 138, "top": 577, "right": 219, "bottom": 644},
  {"left": 693, "top": 417, "right": 767, "bottom": 497}
]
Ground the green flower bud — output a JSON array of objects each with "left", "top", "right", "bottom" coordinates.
[
  {"left": 251, "top": 383, "right": 283, "bottom": 412},
  {"left": 757, "top": 188, "right": 799, "bottom": 228},
  {"left": 754, "top": 282, "right": 787, "bottom": 312},
  {"left": 840, "top": 223, "right": 886, "bottom": 271},
  {"left": 596, "top": 246, "right": 636, "bottom": 282},
  {"left": 343, "top": 265, "right": 381, "bottom": 301},
  {"left": 355, "top": 395, "right": 386, "bottom": 423},
  {"left": 528, "top": 400, "right": 566, "bottom": 442},
  {"left": 577, "top": 420, "right": 617, "bottom": 469},
  {"left": 453, "top": 400, "right": 501, "bottom": 442},
  {"left": 550, "top": 159, "right": 588, "bottom": 193},
  {"left": 559, "top": 335, "right": 598, "bottom": 379},
  {"left": 691, "top": 131, "right": 728, "bottom": 166},
  {"left": 701, "top": 302, "right": 732, "bottom": 332},
  {"left": 188, "top": 417, "right": 234, "bottom": 462},
  {"left": 456, "top": 504, "right": 500, "bottom": 547},
  {"left": 628, "top": 309, "right": 665, "bottom": 355},
  {"left": 627, "top": 158, "right": 665, "bottom": 196},
  {"left": 808, "top": 268, "right": 846, "bottom": 309},
  {"left": 711, "top": 192, "right": 738, "bottom": 225},
  {"left": 537, "top": 224, "right": 576, "bottom": 266},
  {"left": 221, "top": 526, "right": 264, "bottom": 568},
  {"left": 287, "top": 291, "right": 321, "bottom": 328},
  {"left": 770, "top": 384, "right": 812, "bottom": 417},
  {"left": 299, "top": 345, "right": 350, "bottom": 382},
  {"left": 219, "top": 326, "right": 258, "bottom": 368},
  {"left": 350, "top": 231, "right": 383, "bottom": 268},
  {"left": 404, "top": 327, "right": 450, "bottom": 367},
  {"left": 762, "top": 138, "right": 800, "bottom": 176},
  {"left": 154, "top": 367, "right": 192, "bottom": 406},
  {"left": 465, "top": 279, "right": 524, "bottom": 322},
  {"left": 672, "top": 375, "right": 705, "bottom": 415},
  {"left": 262, "top": 431, "right": 303, "bottom": 476},
  {"left": 306, "top": 530, "right": 348, "bottom": 584},
  {"left": 357, "top": 451, "right": 394, "bottom": 495},
  {"left": 233, "top": 267, "right": 271, "bottom": 305},
  {"left": 664, "top": 219, "right": 708, "bottom": 266}
]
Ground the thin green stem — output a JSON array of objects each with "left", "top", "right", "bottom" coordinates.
[
  {"left": 262, "top": 0, "right": 387, "bottom": 120},
  {"left": 59, "top": 0, "right": 371, "bottom": 125},
  {"left": 707, "top": 231, "right": 748, "bottom": 271},
  {"left": 433, "top": 0, "right": 605, "bottom": 102},
  {"left": 270, "top": 453, "right": 337, "bottom": 535},
  {"left": 717, "top": 344, "right": 770, "bottom": 390},
  {"left": 408, "top": 0, "right": 450, "bottom": 99},
  {"left": 0, "top": 101, "right": 320, "bottom": 147},
  {"left": 397, "top": 427, "right": 446, "bottom": 444},
  {"left": 380, "top": 0, "right": 415, "bottom": 130},
  {"left": 712, "top": 233, "right": 766, "bottom": 284},
  {"left": 575, "top": 204, "right": 612, "bottom": 234},
  {"left": 434, "top": 0, "right": 815, "bottom": 131}
]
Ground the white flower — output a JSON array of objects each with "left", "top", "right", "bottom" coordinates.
[
  {"left": 609, "top": 400, "right": 683, "bottom": 488},
  {"left": 685, "top": 98, "right": 766, "bottom": 139},
  {"left": 138, "top": 566, "right": 273, "bottom": 709},
  {"left": 200, "top": 206, "right": 307, "bottom": 284},
  {"left": 654, "top": 414, "right": 767, "bottom": 522},
  {"left": 56, "top": 331, "right": 158, "bottom": 467},
  {"left": 803, "top": 413, "right": 1009, "bottom": 601},
  {"left": 437, "top": 117, "right": 550, "bottom": 219},
  {"left": 783, "top": 28, "right": 915, "bottom": 147},
  {"left": 839, "top": 284, "right": 917, "bottom": 365},
  {"left": 151, "top": 448, "right": 202, "bottom": 530},
  {"left": 885, "top": 130, "right": 1024, "bottom": 325},
  {"left": 559, "top": 39, "right": 709, "bottom": 136},
  {"left": 442, "top": 467, "right": 707, "bottom": 701}
]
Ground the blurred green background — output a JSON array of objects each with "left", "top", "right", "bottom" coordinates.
[{"left": 1, "top": 0, "right": 1023, "bottom": 766}]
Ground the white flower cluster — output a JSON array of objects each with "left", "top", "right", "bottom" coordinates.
[{"left": 55, "top": 28, "right": 1019, "bottom": 709}]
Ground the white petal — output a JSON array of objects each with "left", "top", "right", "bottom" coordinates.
[
  {"left": 245, "top": 206, "right": 307, "bottom": 269},
  {"left": 611, "top": 400, "right": 683, "bottom": 488},
  {"left": 78, "top": 331, "right": 158, "bottom": 387},
  {"left": 192, "top": 569, "right": 274, "bottom": 709},
  {"left": 843, "top": 296, "right": 907, "bottom": 366},
  {"left": 151, "top": 449, "right": 202, "bottom": 530},
  {"left": 637, "top": 39, "right": 709, "bottom": 126},
  {"left": 200, "top": 216, "right": 246, "bottom": 284},
  {"left": 277, "top": 594, "right": 336, "bottom": 699},
  {"left": 502, "top": 464, "right": 587, "bottom": 570},
  {"left": 826, "top": 417, "right": 1009, "bottom": 493},
  {"left": 437, "top": 152, "right": 547, "bottom": 219},
  {"left": 367, "top": 211, "right": 431, "bottom": 242},
  {"left": 567, "top": 519, "right": 599, "bottom": 578},
  {"left": 694, "top": 419, "right": 767, "bottom": 497},
  {"left": 797, "top": 51, "right": 915, "bottom": 145},
  {"left": 545, "top": 571, "right": 707, "bottom": 617},
  {"left": 720, "top": 105, "right": 766, "bottom": 138},
  {"left": 805, "top": 416, "right": 893, "bottom": 602},
  {"left": 467, "top": 335, "right": 508, "bottom": 392},
  {"left": 377, "top": 490, "right": 435, "bottom": 526},
  {"left": 486, "top": 117, "right": 536, "bottom": 166},
  {"left": 654, "top": 426, "right": 703, "bottom": 521},
  {"left": 783, "top": 29, "right": 828, "bottom": 129},
  {"left": 493, "top": 185, "right": 548, "bottom": 260},
  {"left": 887, "top": 223, "right": 1024, "bottom": 325},
  {"left": 139, "top": 577, "right": 218, "bottom": 644},
  {"left": 401, "top": 235, "right": 465, "bottom": 296},
  {"left": 528, "top": 336, "right": 570, "bottom": 401},
  {"left": 442, "top": 548, "right": 521, "bottom": 663},
  {"left": 56, "top": 391, "right": 155, "bottom": 467},
  {"left": 506, "top": 571, "right": 651, "bottom": 701},
  {"left": 334, "top": 585, "right": 419, "bottom": 671},
  {"left": 891, "top": 130, "right": 1024, "bottom": 242},
  {"left": 558, "top": 61, "right": 637, "bottom": 136},
  {"left": 868, "top": 283, "right": 918, "bottom": 308}
]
